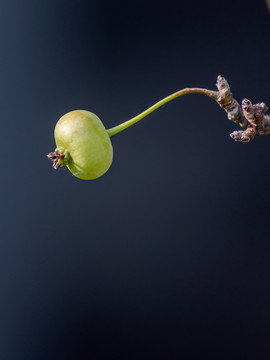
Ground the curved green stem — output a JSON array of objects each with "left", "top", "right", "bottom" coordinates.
[{"left": 107, "top": 88, "right": 218, "bottom": 137}]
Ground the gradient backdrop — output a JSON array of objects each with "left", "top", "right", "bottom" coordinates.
[{"left": 1, "top": 1, "right": 270, "bottom": 359}]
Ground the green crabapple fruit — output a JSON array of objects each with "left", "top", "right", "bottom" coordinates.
[
  {"left": 47, "top": 110, "right": 113, "bottom": 180},
  {"left": 47, "top": 86, "right": 218, "bottom": 180}
]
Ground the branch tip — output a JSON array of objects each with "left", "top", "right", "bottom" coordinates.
[{"left": 214, "top": 76, "right": 270, "bottom": 142}]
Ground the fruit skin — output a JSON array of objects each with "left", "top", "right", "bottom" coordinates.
[{"left": 54, "top": 110, "right": 113, "bottom": 180}]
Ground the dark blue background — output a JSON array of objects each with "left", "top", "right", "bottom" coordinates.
[{"left": 1, "top": 1, "right": 270, "bottom": 358}]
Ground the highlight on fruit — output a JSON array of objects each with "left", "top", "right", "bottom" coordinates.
[{"left": 47, "top": 76, "right": 270, "bottom": 180}]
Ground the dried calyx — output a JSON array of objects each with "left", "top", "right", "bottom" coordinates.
[{"left": 47, "top": 149, "right": 70, "bottom": 169}]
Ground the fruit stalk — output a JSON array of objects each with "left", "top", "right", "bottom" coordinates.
[{"left": 106, "top": 88, "right": 218, "bottom": 137}]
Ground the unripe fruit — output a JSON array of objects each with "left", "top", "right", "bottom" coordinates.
[
  {"left": 48, "top": 86, "right": 219, "bottom": 180},
  {"left": 49, "top": 110, "right": 113, "bottom": 180}
]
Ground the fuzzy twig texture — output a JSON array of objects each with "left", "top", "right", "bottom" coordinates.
[{"left": 214, "top": 76, "right": 270, "bottom": 143}]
